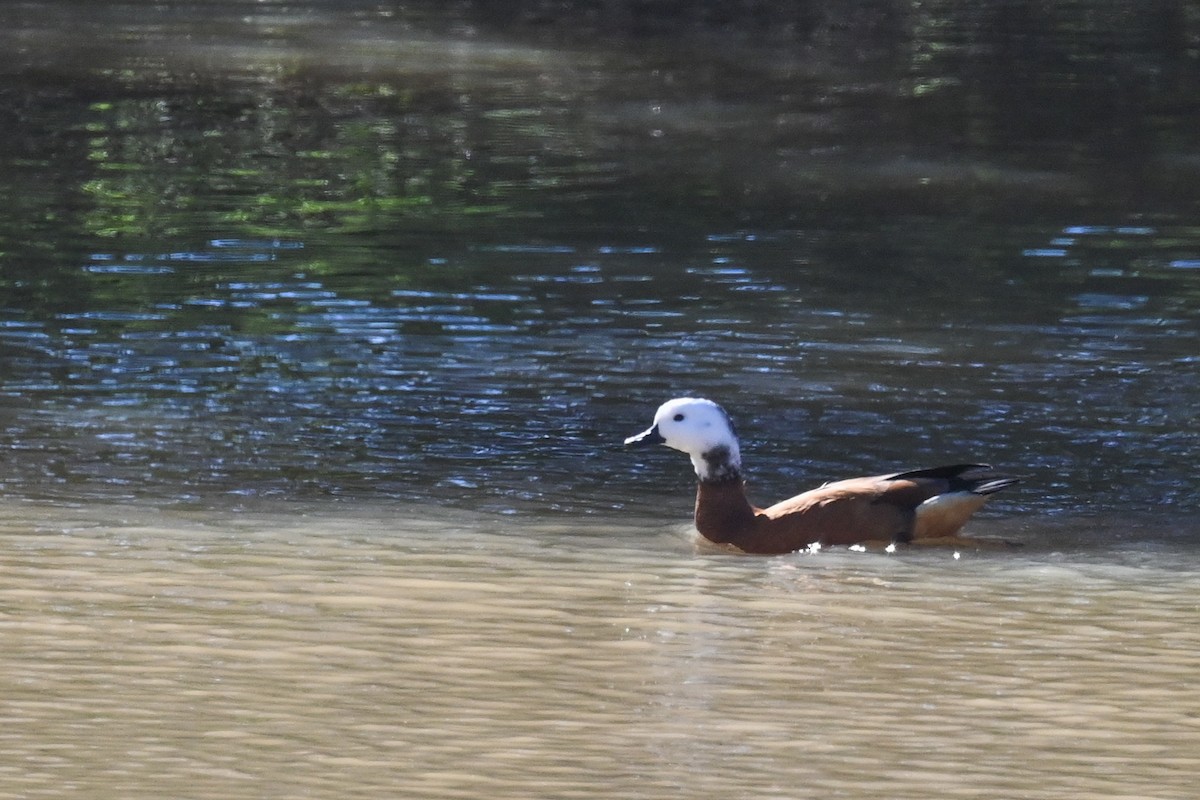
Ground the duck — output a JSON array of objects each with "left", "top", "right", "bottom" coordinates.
[{"left": 625, "top": 397, "right": 1020, "bottom": 554}]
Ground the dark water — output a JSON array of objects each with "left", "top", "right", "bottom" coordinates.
[
  {"left": 1, "top": 1, "right": 1197, "bottom": 526},
  {"left": 0, "top": 4, "right": 1199, "bottom": 797}
]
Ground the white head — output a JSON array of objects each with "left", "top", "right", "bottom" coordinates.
[{"left": 625, "top": 397, "right": 742, "bottom": 482}]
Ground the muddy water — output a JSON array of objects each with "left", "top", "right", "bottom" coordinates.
[{"left": 2, "top": 503, "right": 1198, "bottom": 799}]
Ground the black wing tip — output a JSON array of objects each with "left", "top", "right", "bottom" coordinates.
[
  {"left": 891, "top": 463, "right": 1023, "bottom": 495},
  {"left": 890, "top": 463, "right": 993, "bottom": 482}
]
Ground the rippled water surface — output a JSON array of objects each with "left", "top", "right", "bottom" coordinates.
[
  {"left": 1, "top": 2, "right": 1199, "bottom": 797},
  {"left": 3, "top": 504, "right": 1199, "bottom": 799}
]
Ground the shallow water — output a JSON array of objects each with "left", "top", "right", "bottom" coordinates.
[
  {"left": 1, "top": 2, "right": 1199, "bottom": 798},
  {"left": 2, "top": 503, "right": 1199, "bottom": 799}
]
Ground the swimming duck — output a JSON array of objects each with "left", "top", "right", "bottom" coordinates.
[{"left": 625, "top": 397, "right": 1019, "bottom": 554}]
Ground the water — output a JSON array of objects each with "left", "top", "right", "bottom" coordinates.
[
  {"left": 2, "top": 503, "right": 1198, "bottom": 799},
  {"left": 1, "top": 2, "right": 1199, "bottom": 797}
]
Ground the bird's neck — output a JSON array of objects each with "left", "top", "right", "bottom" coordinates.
[
  {"left": 689, "top": 443, "right": 742, "bottom": 483},
  {"left": 693, "top": 474, "right": 756, "bottom": 545}
]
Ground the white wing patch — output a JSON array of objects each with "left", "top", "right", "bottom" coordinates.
[{"left": 913, "top": 491, "right": 988, "bottom": 540}]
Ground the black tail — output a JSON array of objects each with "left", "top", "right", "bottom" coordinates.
[{"left": 890, "top": 463, "right": 1022, "bottom": 496}]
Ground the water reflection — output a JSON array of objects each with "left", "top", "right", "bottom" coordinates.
[
  {"left": 3, "top": 222, "right": 1196, "bottom": 523},
  {"left": 0, "top": 12, "right": 1196, "bottom": 517}
]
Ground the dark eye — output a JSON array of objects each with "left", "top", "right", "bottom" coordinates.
[{"left": 673, "top": 413, "right": 685, "bottom": 422}]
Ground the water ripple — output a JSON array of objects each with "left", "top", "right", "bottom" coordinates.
[{"left": 0, "top": 505, "right": 1197, "bottom": 799}]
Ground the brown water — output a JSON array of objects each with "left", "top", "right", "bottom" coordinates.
[
  {"left": 2, "top": 503, "right": 1198, "bottom": 799},
  {"left": 2, "top": 2, "right": 1200, "bottom": 797}
]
